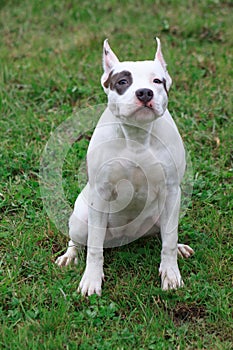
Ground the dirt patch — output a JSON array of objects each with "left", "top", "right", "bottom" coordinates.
[{"left": 171, "top": 302, "right": 206, "bottom": 325}]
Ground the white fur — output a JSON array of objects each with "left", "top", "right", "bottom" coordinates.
[{"left": 56, "top": 39, "right": 194, "bottom": 296}]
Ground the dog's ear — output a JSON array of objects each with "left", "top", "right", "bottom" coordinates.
[
  {"left": 101, "top": 39, "right": 119, "bottom": 91},
  {"left": 103, "top": 39, "right": 119, "bottom": 73},
  {"left": 155, "top": 37, "right": 172, "bottom": 90}
]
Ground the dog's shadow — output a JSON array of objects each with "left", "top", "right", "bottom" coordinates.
[{"left": 103, "top": 236, "right": 162, "bottom": 289}]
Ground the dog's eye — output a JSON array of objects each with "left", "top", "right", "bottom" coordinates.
[
  {"left": 153, "top": 78, "right": 162, "bottom": 84},
  {"left": 117, "top": 79, "right": 128, "bottom": 85}
]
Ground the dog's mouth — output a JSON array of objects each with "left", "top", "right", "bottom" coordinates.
[
  {"left": 136, "top": 103, "right": 155, "bottom": 113},
  {"left": 122, "top": 104, "right": 158, "bottom": 123},
  {"left": 143, "top": 104, "right": 154, "bottom": 110},
  {"left": 112, "top": 101, "right": 162, "bottom": 123},
  {"left": 136, "top": 99, "right": 154, "bottom": 109}
]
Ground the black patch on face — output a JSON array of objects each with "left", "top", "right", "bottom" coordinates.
[
  {"left": 104, "top": 70, "right": 133, "bottom": 95},
  {"left": 103, "top": 71, "right": 113, "bottom": 89},
  {"left": 162, "top": 78, "right": 168, "bottom": 96}
]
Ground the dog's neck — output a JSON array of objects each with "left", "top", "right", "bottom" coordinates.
[{"left": 119, "top": 121, "right": 153, "bottom": 151}]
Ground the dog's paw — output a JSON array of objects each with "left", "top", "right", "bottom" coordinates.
[
  {"left": 55, "top": 249, "right": 78, "bottom": 267},
  {"left": 178, "top": 244, "right": 194, "bottom": 258},
  {"left": 56, "top": 254, "right": 78, "bottom": 267},
  {"left": 159, "top": 263, "right": 183, "bottom": 291},
  {"left": 78, "top": 268, "right": 104, "bottom": 297}
]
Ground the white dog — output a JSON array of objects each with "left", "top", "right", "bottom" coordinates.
[{"left": 56, "top": 38, "right": 194, "bottom": 296}]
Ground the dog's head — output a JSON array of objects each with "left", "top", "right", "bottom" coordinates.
[{"left": 101, "top": 38, "right": 172, "bottom": 123}]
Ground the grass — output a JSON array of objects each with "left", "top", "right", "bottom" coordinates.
[{"left": 0, "top": 0, "right": 232, "bottom": 349}]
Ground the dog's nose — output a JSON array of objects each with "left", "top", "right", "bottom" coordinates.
[{"left": 135, "top": 88, "right": 154, "bottom": 103}]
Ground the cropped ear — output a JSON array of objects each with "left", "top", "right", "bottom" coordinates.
[
  {"left": 103, "top": 39, "right": 119, "bottom": 73},
  {"left": 155, "top": 37, "right": 172, "bottom": 90},
  {"left": 101, "top": 39, "right": 120, "bottom": 90}
]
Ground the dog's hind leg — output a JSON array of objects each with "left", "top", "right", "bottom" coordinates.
[
  {"left": 177, "top": 243, "right": 194, "bottom": 258},
  {"left": 56, "top": 189, "right": 88, "bottom": 267},
  {"left": 55, "top": 239, "right": 80, "bottom": 266}
]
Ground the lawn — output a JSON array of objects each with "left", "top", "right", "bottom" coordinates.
[{"left": 0, "top": 0, "right": 232, "bottom": 349}]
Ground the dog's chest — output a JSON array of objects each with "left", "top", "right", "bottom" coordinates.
[
  {"left": 105, "top": 154, "right": 165, "bottom": 236},
  {"left": 106, "top": 151, "right": 164, "bottom": 203},
  {"left": 127, "top": 163, "right": 146, "bottom": 193}
]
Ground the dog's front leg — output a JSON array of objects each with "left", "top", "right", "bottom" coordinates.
[
  {"left": 159, "top": 187, "right": 183, "bottom": 290},
  {"left": 78, "top": 190, "right": 108, "bottom": 297}
]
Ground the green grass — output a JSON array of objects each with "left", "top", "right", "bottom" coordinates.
[{"left": 0, "top": 0, "right": 232, "bottom": 349}]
